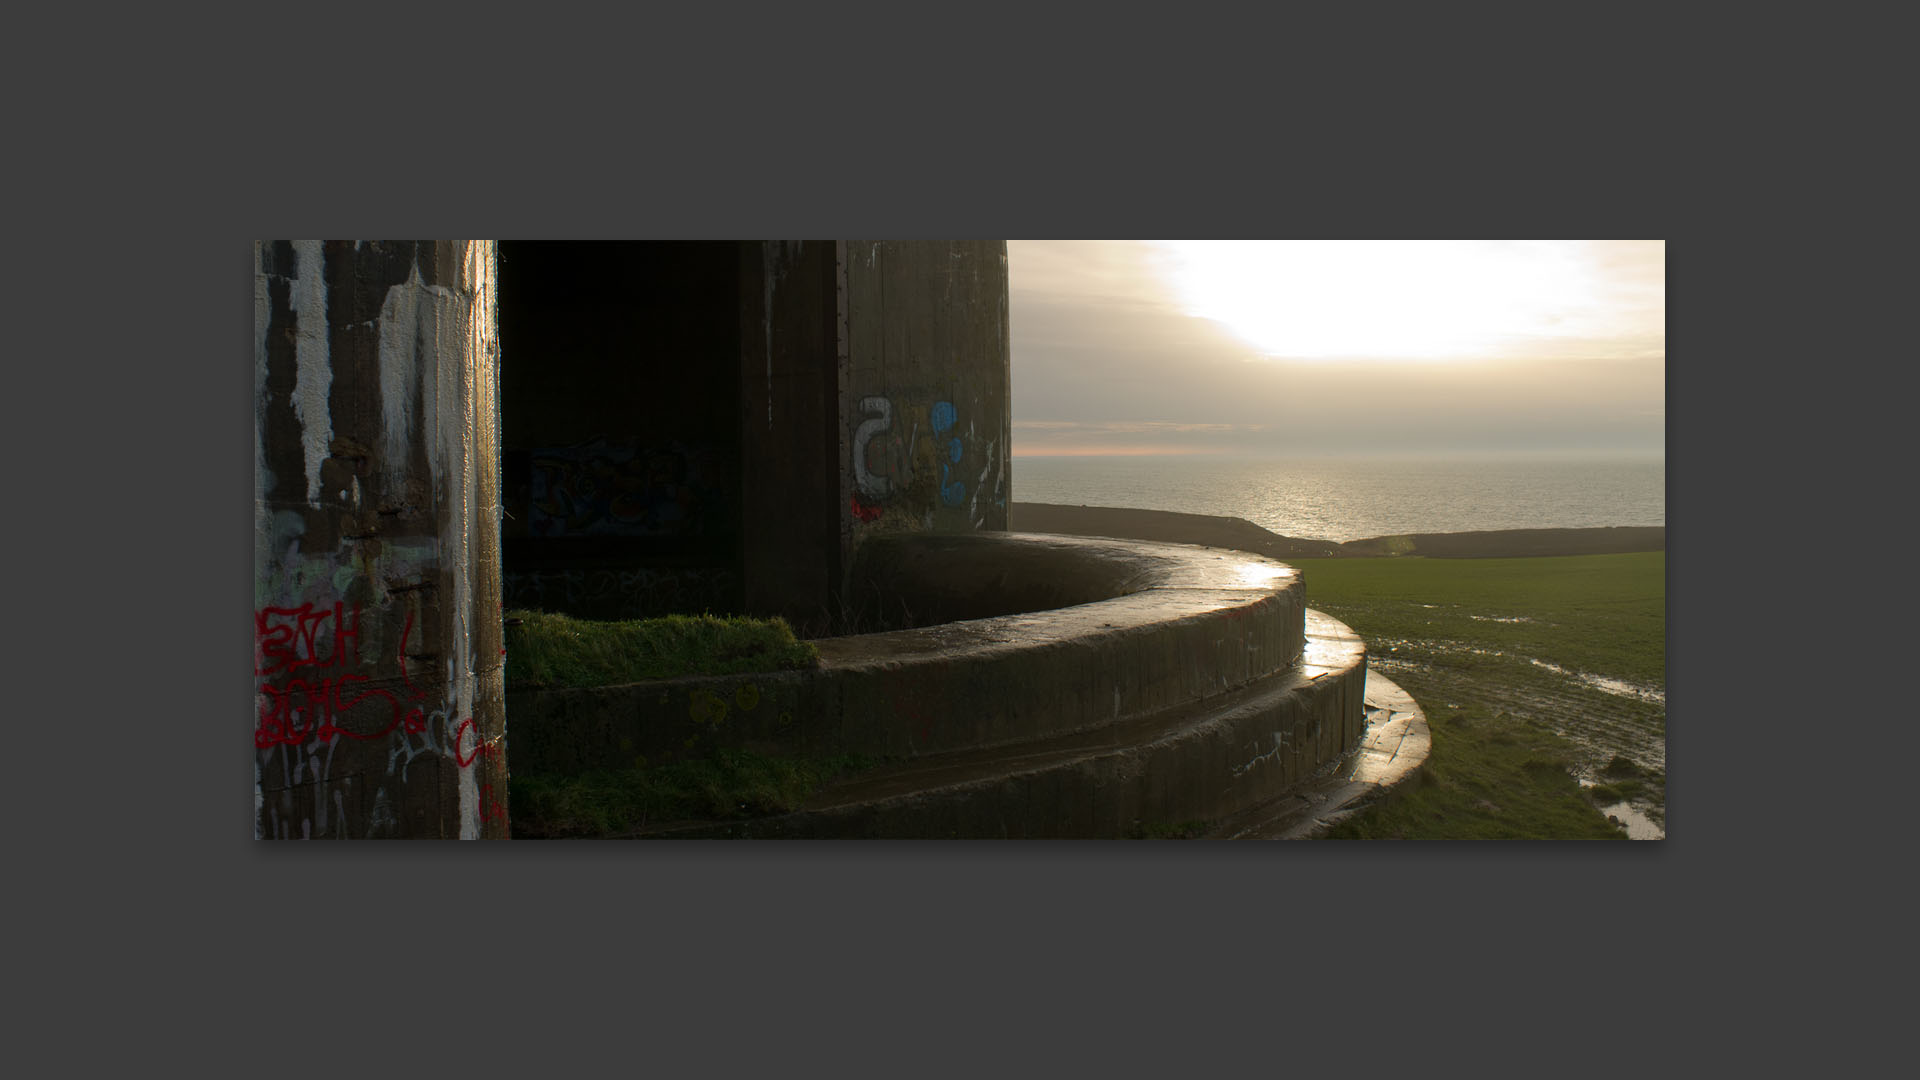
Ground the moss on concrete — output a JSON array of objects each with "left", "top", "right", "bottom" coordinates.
[{"left": 510, "top": 749, "right": 882, "bottom": 837}]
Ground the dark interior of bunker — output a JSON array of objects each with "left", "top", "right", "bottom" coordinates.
[{"left": 497, "top": 242, "right": 746, "bottom": 622}]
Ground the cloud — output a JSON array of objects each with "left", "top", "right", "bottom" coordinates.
[{"left": 1007, "top": 240, "right": 1664, "bottom": 457}]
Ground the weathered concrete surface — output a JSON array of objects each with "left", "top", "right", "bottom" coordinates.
[
  {"left": 740, "top": 241, "right": 844, "bottom": 633},
  {"left": 843, "top": 531, "right": 1165, "bottom": 629},
  {"left": 613, "top": 609, "right": 1369, "bottom": 839},
  {"left": 735, "top": 241, "right": 1012, "bottom": 635},
  {"left": 1204, "top": 672, "right": 1430, "bottom": 839},
  {"left": 841, "top": 241, "right": 1011, "bottom": 539},
  {"left": 255, "top": 241, "right": 506, "bottom": 839},
  {"left": 507, "top": 532, "right": 1308, "bottom": 773}
]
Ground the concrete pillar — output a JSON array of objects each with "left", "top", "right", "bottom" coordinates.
[
  {"left": 738, "top": 240, "right": 1012, "bottom": 634},
  {"left": 254, "top": 241, "right": 507, "bottom": 839},
  {"left": 841, "top": 240, "right": 1011, "bottom": 537}
]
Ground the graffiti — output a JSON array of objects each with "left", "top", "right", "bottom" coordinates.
[
  {"left": 255, "top": 601, "right": 360, "bottom": 677},
  {"left": 254, "top": 600, "right": 431, "bottom": 749},
  {"left": 689, "top": 689, "right": 730, "bottom": 726},
  {"left": 930, "top": 401, "right": 966, "bottom": 508},
  {"left": 848, "top": 395, "right": 984, "bottom": 520},
  {"left": 1232, "top": 731, "right": 1290, "bottom": 778},
  {"left": 454, "top": 719, "right": 511, "bottom": 830},
  {"left": 852, "top": 396, "right": 893, "bottom": 498},
  {"left": 929, "top": 401, "right": 960, "bottom": 503},
  {"left": 527, "top": 438, "right": 717, "bottom": 538},
  {"left": 256, "top": 675, "right": 423, "bottom": 749}
]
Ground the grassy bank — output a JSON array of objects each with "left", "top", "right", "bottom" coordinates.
[
  {"left": 1288, "top": 552, "right": 1666, "bottom": 839},
  {"left": 502, "top": 610, "right": 834, "bottom": 836},
  {"left": 503, "top": 609, "right": 818, "bottom": 688}
]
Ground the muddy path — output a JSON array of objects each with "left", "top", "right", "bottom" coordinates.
[{"left": 1369, "top": 649, "right": 1667, "bottom": 835}]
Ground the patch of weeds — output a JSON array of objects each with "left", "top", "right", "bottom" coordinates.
[
  {"left": 1602, "top": 755, "right": 1645, "bottom": 778},
  {"left": 511, "top": 749, "right": 882, "bottom": 837},
  {"left": 1588, "top": 779, "right": 1646, "bottom": 803},
  {"left": 504, "top": 609, "right": 819, "bottom": 688}
]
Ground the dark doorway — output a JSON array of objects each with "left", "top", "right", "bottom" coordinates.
[{"left": 496, "top": 242, "right": 745, "bottom": 620}]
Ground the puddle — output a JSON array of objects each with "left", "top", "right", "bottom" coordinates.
[
  {"left": 1528, "top": 658, "right": 1665, "bottom": 705},
  {"left": 1577, "top": 777, "right": 1664, "bottom": 840},
  {"left": 1598, "top": 801, "right": 1663, "bottom": 840}
]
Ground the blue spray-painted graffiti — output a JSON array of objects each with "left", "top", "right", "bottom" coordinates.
[
  {"left": 848, "top": 394, "right": 991, "bottom": 522},
  {"left": 528, "top": 438, "right": 719, "bottom": 538},
  {"left": 931, "top": 400, "right": 966, "bottom": 507}
]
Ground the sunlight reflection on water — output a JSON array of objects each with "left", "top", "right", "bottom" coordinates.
[{"left": 1013, "top": 455, "right": 1664, "bottom": 542}]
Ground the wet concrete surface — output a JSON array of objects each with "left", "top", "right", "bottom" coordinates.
[
  {"left": 521, "top": 531, "right": 1433, "bottom": 837},
  {"left": 1205, "top": 671, "right": 1430, "bottom": 839},
  {"left": 618, "top": 604, "right": 1376, "bottom": 838}
]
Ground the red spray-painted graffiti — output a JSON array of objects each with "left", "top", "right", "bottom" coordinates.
[
  {"left": 256, "top": 601, "right": 509, "bottom": 834},
  {"left": 254, "top": 602, "right": 426, "bottom": 749},
  {"left": 453, "top": 716, "right": 511, "bottom": 830},
  {"left": 255, "top": 601, "right": 360, "bottom": 677}
]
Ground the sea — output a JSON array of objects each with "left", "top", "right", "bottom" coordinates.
[{"left": 1010, "top": 454, "right": 1665, "bottom": 543}]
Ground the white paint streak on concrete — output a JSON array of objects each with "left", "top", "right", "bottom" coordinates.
[
  {"left": 972, "top": 438, "right": 995, "bottom": 521},
  {"left": 377, "top": 262, "right": 426, "bottom": 497},
  {"left": 289, "top": 240, "right": 332, "bottom": 506},
  {"left": 254, "top": 240, "right": 273, "bottom": 511},
  {"left": 1231, "top": 732, "right": 1290, "bottom": 777},
  {"left": 425, "top": 243, "right": 484, "bottom": 838},
  {"left": 852, "top": 397, "right": 893, "bottom": 498},
  {"left": 254, "top": 242, "right": 271, "bottom": 839}
]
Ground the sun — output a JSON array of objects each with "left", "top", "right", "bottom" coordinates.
[{"left": 1151, "top": 240, "right": 1603, "bottom": 361}]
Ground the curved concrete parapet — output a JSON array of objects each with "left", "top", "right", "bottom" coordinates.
[
  {"left": 512, "top": 533, "right": 1310, "bottom": 767},
  {"left": 624, "top": 607, "right": 1372, "bottom": 838},
  {"left": 508, "top": 531, "right": 1385, "bottom": 837}
]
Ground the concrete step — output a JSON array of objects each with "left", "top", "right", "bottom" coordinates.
[
  {"left": 1202, "top": 671, "right": 1430, "bottom": 839},
  {"left": 507, "top": 533, "right": 1310, "bottom": 773},
  {"left": 617, "top": 610, "right": 1386, "bottom": 838}
]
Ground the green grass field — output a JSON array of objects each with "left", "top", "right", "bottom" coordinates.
[{"left": 1287, "top": 552, "right": 1666, "bottom": 839}]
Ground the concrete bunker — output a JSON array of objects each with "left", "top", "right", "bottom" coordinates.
[
  {"left": 255, "top": 240, "right": 1406, "bottom": 839},
  {"left": 494, "top": 240, "right": 1014, "bottom": 638}
]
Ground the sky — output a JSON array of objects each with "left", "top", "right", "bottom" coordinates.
[{"left": 1006, "top": 240, "right": 1665, "bottom": 458}]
